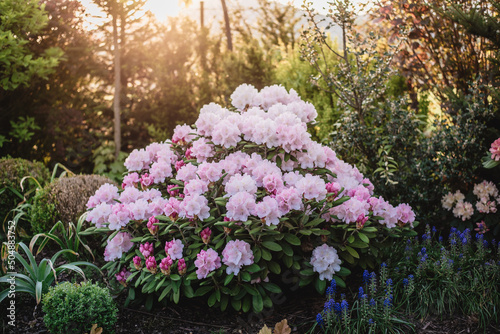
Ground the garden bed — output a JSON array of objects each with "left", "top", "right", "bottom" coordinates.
[{"left": 4, "top": 285, "right": 500, "bottom": 334}]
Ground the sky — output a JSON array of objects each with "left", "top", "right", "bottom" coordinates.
[{"left": 78, "top": 0, "right": 368, "bottom": 25}]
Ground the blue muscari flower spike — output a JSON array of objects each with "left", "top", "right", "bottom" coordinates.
[
  {"left": 369, "top": 298, "right": 376, "bottom": 307},
  {"left": 381, "top": 262, "right": 387, "bottom": 268},
  {"left": 362, "top": 270, "right": 370, "bottom": 284},
  {"left": 462, "top": 237, "right": 467, "bottom": 245},
  {"left": 448, "top": 259, "right": 454, "bottom": 265},
  {"left": 408, "top": 274, "right": 414, "bottom": 280},
  {"left": 334, "top": 302, "right": 342, "bottom": 315},
  {"left": 326, "top": 286, "right": 334, "bottom": 296},
  {"left": 316, "top": 313, "right": 324, "bottom": 326},
  {"left": 403, "top": 278, "right": 409, "bottom": 286},
  {"left": 386, "top": 278, "right": 393, "bottom": 287},
  {"left": 341, "top": 300, "right": 349, "bottom": 311},
  {"left": 451, "top": 227, "right": 457, "bottom": 233},
  {"left": 330, "top": 279, "right": 337, "bottom": 292},
  {"left": 483, "top": 240, "right": 489, "bottom": 248},
  {"left": 432, "top": 226, "right": 437, "bottom": 234},
  {"left": 383, "top": 297, "right": 392, "bottom": 308},
  {"left": 451, "top": 239, "right": 457, "bottom": 245},
  {"left": 340, "top": 293, "right": 346, "bottom": 300},
  {"left": 370, "top": 272, "right": 376, "bottom": 280},
  {"left": 421, "top": 247, "right": 427, "bottom": 254},
  {"left": 359, "top": 286, "right": 364, "bottom": 298},
  {"left": 368, "top": 319, "right": 374, "bottom": 325},
  {"left": 439, "top": 236, "right": 443, "bottom": 243}
]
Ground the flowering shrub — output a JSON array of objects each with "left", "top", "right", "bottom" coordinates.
[
  {"left": 83, "top": 84, "right": 416, "bottom": 312},
  {"left": 442, "top": 180, "right": 500, "bottom": 236}
]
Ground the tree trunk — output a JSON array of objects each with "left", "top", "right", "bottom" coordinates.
[
  {"left": 112, "top": 1, "right": 121, "bottom": 160},
  {"left": 220, "top": 0, "right": 232, "bottom": 51}
]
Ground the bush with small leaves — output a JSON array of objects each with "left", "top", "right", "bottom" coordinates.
[
  {"left": 31, "top": 174, "right": 116, "bottom": 234},
  {"left": 42, "top": 281, "right": 118, "bottom": 334}
]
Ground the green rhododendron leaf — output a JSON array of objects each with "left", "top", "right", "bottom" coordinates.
[
  {"left": 262, "top": 241, "right": 282, "bottom": 252},
  {"left": 284, "top": 233, "right": 301, "bottom": 246}
]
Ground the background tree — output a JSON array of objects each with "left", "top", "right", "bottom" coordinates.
[
  {"left": 0, "top": 0, "right": 63, "bottom": 91},
  {"left": 0, "top": 0, "right": 105, "bottom": 173}
]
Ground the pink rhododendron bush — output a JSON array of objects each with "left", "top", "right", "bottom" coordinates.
[{"left": 83, "top": 84, "right": 417, "bottom": 313}]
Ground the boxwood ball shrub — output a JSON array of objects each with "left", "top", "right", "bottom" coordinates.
[
  {"left": 0, "top": 157, "right": 50, "bottom": 222},
  {"left": 42, "top": 281, "right": 118, "bottom": 334},
  {"left": 84, "top": 84, "right": 417, "bottom": 313},
  {"left": 31, "top": 174, "right": 116, "bottom": 234}
]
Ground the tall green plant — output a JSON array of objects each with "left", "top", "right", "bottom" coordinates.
[{"left": 0, "top": 242, "right": 100, "bottom": 304}]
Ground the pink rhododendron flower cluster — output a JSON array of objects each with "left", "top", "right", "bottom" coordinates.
[
  {"left": 310, "top": 244, "right": 342, "bottom": 281},
  {"left": 194, "top": 248, "right": 222, "bottom": 279},
  {"left": 104, "top": 232, "right": 134, "bottom": 262},
  {"left": 165, "top": 239, "right": 184, "bottom": 260},
  {"left": 489, "top": 138, "right": 500, "bottom": 161},
  {"left": 222, "top": 240, "right": 254, "bottom": 275}
]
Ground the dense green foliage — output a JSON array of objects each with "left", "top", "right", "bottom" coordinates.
[
  {"left": 31, "top": 174, "right": 115, "bottom": 234},
  {"left": 0, "top": 0, "right": 63, "bottom": 91},
  {"left": 0, "top": 158, "right": 50, "bottom": 227},
  {"left": 42, "top": 281, "right": 118, "bottom": 334}
]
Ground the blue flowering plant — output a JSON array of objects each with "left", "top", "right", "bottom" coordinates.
[
  {"left": 387, "top": 225, "right": 500, "bottom": 328},
  {"left": 310, "top": 270, "right": 414, "bottom": 333}
]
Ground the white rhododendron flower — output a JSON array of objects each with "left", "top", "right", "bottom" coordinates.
[{"left": 310, "top": 244, "right": 342, "bottom": 281}]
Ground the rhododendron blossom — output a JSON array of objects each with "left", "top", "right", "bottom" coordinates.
[
  {"left": 195, "top": 248, "right": 222, "bottom": 279},
  {"left": 222, "top": 240, "right": 254, "bottom": 275},
  {"left": 489, "top": 138, "right": 500, "bottom": 161},
  {"left": 104, "top": 232, "right": 134, "bottom": 262},
  {"left": 165, "top": 239, "right": 184, "bottom": 260},
  {"left": 310, "top": 244, "right": 342, "bottom": 281}
]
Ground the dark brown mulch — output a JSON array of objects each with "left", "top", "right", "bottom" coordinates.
[{"left": 3, "top": 285, "right": 500, "bottom": 334}]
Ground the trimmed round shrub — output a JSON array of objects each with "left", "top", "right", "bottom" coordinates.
[
  {"left": 0, "top": 158, "right": 50, "bottom": 222},
  {"left": 31, "top": 174, "right": 116, "bottom": 234},
  {"left": 42, "top": 281, "right": 118, "bottom": 334},
  {"left": 86, "top": 84, "right": 417, "bottom": 313}
]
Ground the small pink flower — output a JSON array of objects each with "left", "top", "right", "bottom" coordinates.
[
  {"left": 490, "top": 138, "right": 500, "bottom": 161},
  {"left": 115, "top": 268, "right": 131, "bottom": 286},
  {"left": 475, "top": 221, "right": 489, "bottom": 234},
  {"left": 325, "top": 182, "right": 341, "bottom": 198},
  {"left": 147, "top": 216, "right": 159, "bottom": 235},
  {"left": 146, "top": 256, "right": 157, "bottom": 274},
  {"left": 133, "top": 256, "right": 142, "bottom": 271},
  {"left": 141, "top": 173, "right": 154, "bottom": 188},
  {"left": 175, "top": 160, "right": 186, "bottom": 171},
  {"left": 356, "top": 214, "right": 368, "bottom": 229},
  {"left": 194, "top": 249, "right": 221, "bottom": 279},
  {"left": 178, "top": 258, "right": 187, "bottom": 275},
  {"left": 140, "top": 242, "right": 154, "bottom": 258},
  {"left": 201, "top": 227, "right": 212, "bottom": 244},
  {"left": 160, "top": 256, "right": 174, "bottom": 275}
]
